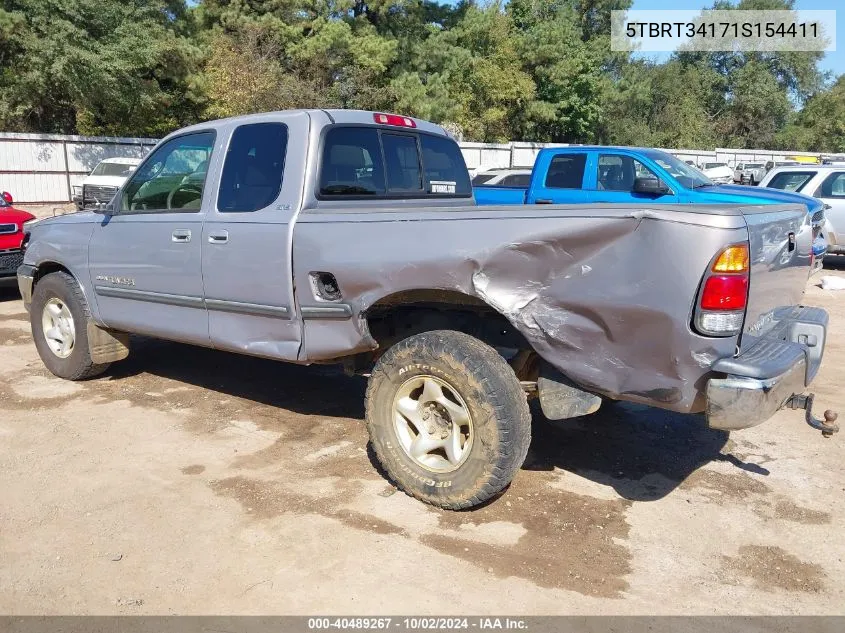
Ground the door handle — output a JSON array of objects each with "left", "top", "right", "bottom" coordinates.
[
  {"left": 208, "top": 230, "right": 229, "bottom": 244},
  {"left": 171, "top": 229, "right": 191, "bottom": 243},
  {"left": 534, "top": 199, "right": 553, "bottom": 204}
]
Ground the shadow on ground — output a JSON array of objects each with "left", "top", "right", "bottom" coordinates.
[
  {"left": 107, "top": 336, "right": 763, "bottom": 503},
  {"left": 0, "top": 283, "right": 20, "bottom": 302},
  {"left": 523, "top": 400, "right": 768, "bottom": 502}
]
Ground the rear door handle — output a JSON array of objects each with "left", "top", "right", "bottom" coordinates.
[
  {"left": 208, "top": 230, "right": 229, "bottom": 244},
  {"left": 171, "top": 229, "right": 191, "bottom": 243}
]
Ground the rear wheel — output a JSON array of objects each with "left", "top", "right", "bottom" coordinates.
[
  {"left": 365, "top": 330, "right": 531, "bottom": 509},
  {"left": 30, "top": 272, "right": 110, "bottom": 380}
]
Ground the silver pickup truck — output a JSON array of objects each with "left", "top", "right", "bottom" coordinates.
[{"left": 16, "top": 110, "right": 838, "bottom": 509}]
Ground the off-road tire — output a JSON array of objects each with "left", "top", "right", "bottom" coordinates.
[
  {"left": 30, "top": 272, "right": 110, "bottom": 380},
  {"left": 365, "top": 330, "right": 531, "bottom": 509}
]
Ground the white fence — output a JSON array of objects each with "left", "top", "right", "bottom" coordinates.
[
  {"left": 0, "top": 132, "right": 157, "bottom": 203},
  {"left": 0, "top": 130, "right": 834, "bottom": 204}
]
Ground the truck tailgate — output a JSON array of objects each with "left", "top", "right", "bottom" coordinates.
[{"left": 741, "top": 204, "right": 813, "bottom": 344}]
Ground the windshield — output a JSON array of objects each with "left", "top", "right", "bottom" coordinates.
[
  {"left": 91, "top": 162, "right": 136, "bottom": 177},
  {"left": 704, "top": 162, "right": 726, "bottom": 169},
  {"left": 645, "top": 150, "right": 713, "bottom": 189},
  {"left": 746, "top": 163, "right": 764, "bottom": 169}
]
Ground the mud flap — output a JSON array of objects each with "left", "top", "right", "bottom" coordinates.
[
  {"left": 538, "top": 365, "right": 602, "bottom": 420},
  {"left": 87, "top": 322, "right": 130, "bottom": 364}
]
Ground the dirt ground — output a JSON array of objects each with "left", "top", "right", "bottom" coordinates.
[{"left": 1, "top": 263, "right": 844, "bottom": 615}]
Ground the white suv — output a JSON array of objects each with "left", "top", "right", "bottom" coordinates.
[
  {"left": 471, "top": 168, "right": 532, "bottom": 187},
  {"left": 760, "top": 165, "right": 845, "bottom": 255}
]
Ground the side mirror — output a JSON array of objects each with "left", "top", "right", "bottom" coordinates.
[
  {"left": 633, "top": 177, "right": 670, "bottom": 195},
  {"left": 2, "top": 191, "right": 12, "bottom": 204}
]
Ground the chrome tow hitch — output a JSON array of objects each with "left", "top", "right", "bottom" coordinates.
[{"left": 787, "top": 393, "right": 839, "bottom": 437}]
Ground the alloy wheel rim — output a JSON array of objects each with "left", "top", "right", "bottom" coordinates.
[
  {"left": 392, "top": 374, "right": 474, "bottom": 473},
  {"left": 41, "top": 298, "right": 75, "bottom": 359}
]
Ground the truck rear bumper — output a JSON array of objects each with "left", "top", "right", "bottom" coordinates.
[{"left": 706, "top": 306, "right": 827, "bottom": 431}]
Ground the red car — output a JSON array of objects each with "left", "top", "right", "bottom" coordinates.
[{"left": 0, "top": 191, "right": 35, "bottom": 284}]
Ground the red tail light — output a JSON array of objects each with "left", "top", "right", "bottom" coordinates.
[
  {"left": 694, "top": 243, "right": 749, "bottom": 337},
  {"left": 373, "top": 113, "right": 416, "bottom": 128},
  {"left": 1, "top": 191, "right": 12, "bottom": 204},
  {"left": 700, "top": 275, "right": 748, "bottom": 310}
]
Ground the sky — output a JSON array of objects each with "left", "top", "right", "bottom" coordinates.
[{"left": 629, "top": 0, "right": 844, "bottom": 78}]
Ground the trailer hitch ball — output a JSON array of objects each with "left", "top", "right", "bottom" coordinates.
[
  {"left": 787, "top": 393, "right": 839, "bottom": 437},
  {"left": 821, "top": 410, "right": 838, "bottom": 438}
]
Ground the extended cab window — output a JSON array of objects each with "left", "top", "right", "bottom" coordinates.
[
  {"left": 597, "top": 154, "right": 656, "bottom": 191},
  {"left": 122, "top": 131, "right": 215, "bottom": 213},
  {"left": 218, "top": 123, "right": 288, "bottom": 212},
  {"left": 545, "top": 154, "right": 586, "bottom": 189},
  {"left": 318, "top": 126, "right": 470, "bottom": 198}
]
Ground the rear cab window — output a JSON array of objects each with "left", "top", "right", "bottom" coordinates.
[{"left": 318, "top": 126, "right": 470, "bottom": 199}]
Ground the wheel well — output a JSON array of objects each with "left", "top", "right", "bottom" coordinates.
[
  {"left": 364, "top": 290, "right": 532, "bottom": 357},
  {"left": 34, "top": 262, "right": 72, "bottom": 285}
]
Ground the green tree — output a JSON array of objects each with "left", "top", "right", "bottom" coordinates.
[
  {"left": 0, "top": 0, "right": 202, "bottom": 136},
  {"left": 778, "top": 75, "right": 845, "bottom": 153}
]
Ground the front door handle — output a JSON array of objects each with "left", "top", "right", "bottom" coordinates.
[
  {"left": 534, "top": 198, "right": 554, "bottom": 204},
  {"left": 208, "top": 230, "right": 229, "bottom": 244},
  {"left": 172, "top": 229, "right": 191, "bottom": 243}
]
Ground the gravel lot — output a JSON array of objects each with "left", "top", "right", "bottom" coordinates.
[{"left": 1, "top": 262, "right": 844, "bottom": 615}]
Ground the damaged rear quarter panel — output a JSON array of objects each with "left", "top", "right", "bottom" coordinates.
[{"left": 293, "top": 204, "right": 747, "bottom": 413}]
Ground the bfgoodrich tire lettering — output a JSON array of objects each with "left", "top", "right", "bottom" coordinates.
[
  {"left": 30, "top": 271, "right": 110, "bottom": 380},
  {"left": 365, "top": 330, "right": 531, "bottom": 509}
]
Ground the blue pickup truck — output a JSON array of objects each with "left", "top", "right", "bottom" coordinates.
[{"left": 474, "top": 146, "right": 827, "bottom": 262}]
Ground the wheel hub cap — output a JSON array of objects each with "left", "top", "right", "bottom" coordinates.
[
  {"left": 41, "top": 298, "right": 75, "bottom": 359},
  {"left": 392, "top": 375, "right": 474, "bottom": 473}
]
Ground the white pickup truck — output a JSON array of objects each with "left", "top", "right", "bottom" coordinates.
[{"left": 73, "top": 157, "right": 141, "bottom": 210}]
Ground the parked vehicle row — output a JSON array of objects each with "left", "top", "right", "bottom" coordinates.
[{"left": 17, "top": 110, "right": 837, "bottom": 509}]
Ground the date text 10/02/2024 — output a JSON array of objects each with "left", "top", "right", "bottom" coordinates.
[{"left": 307, "top": 618, "right": 528, "bottom": 630}]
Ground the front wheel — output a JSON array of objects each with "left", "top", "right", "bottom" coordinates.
[
  {"left": 30, "top": 272, "right": 110, "bottom": 380},
  {"left": 365, "top": 330, "right": 531, "bottom": 509}
]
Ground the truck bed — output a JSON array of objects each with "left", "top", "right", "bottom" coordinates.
[{"left": 294, "top": 201, "right": 812, "bottom": 413}]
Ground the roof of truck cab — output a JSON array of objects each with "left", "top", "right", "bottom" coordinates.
[
  {"left": 536, "top": 146, "right": 674, "bottom": 154},
  {"left": 767, "top": 165, "right": 842, "bottom": 173},
  {"left": 162, "top": 109, "right": 449, "bottom": 139}
]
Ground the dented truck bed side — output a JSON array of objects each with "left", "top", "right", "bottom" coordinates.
[{"left": 292, "top": 201, "right": 812, "bottom": 415}]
